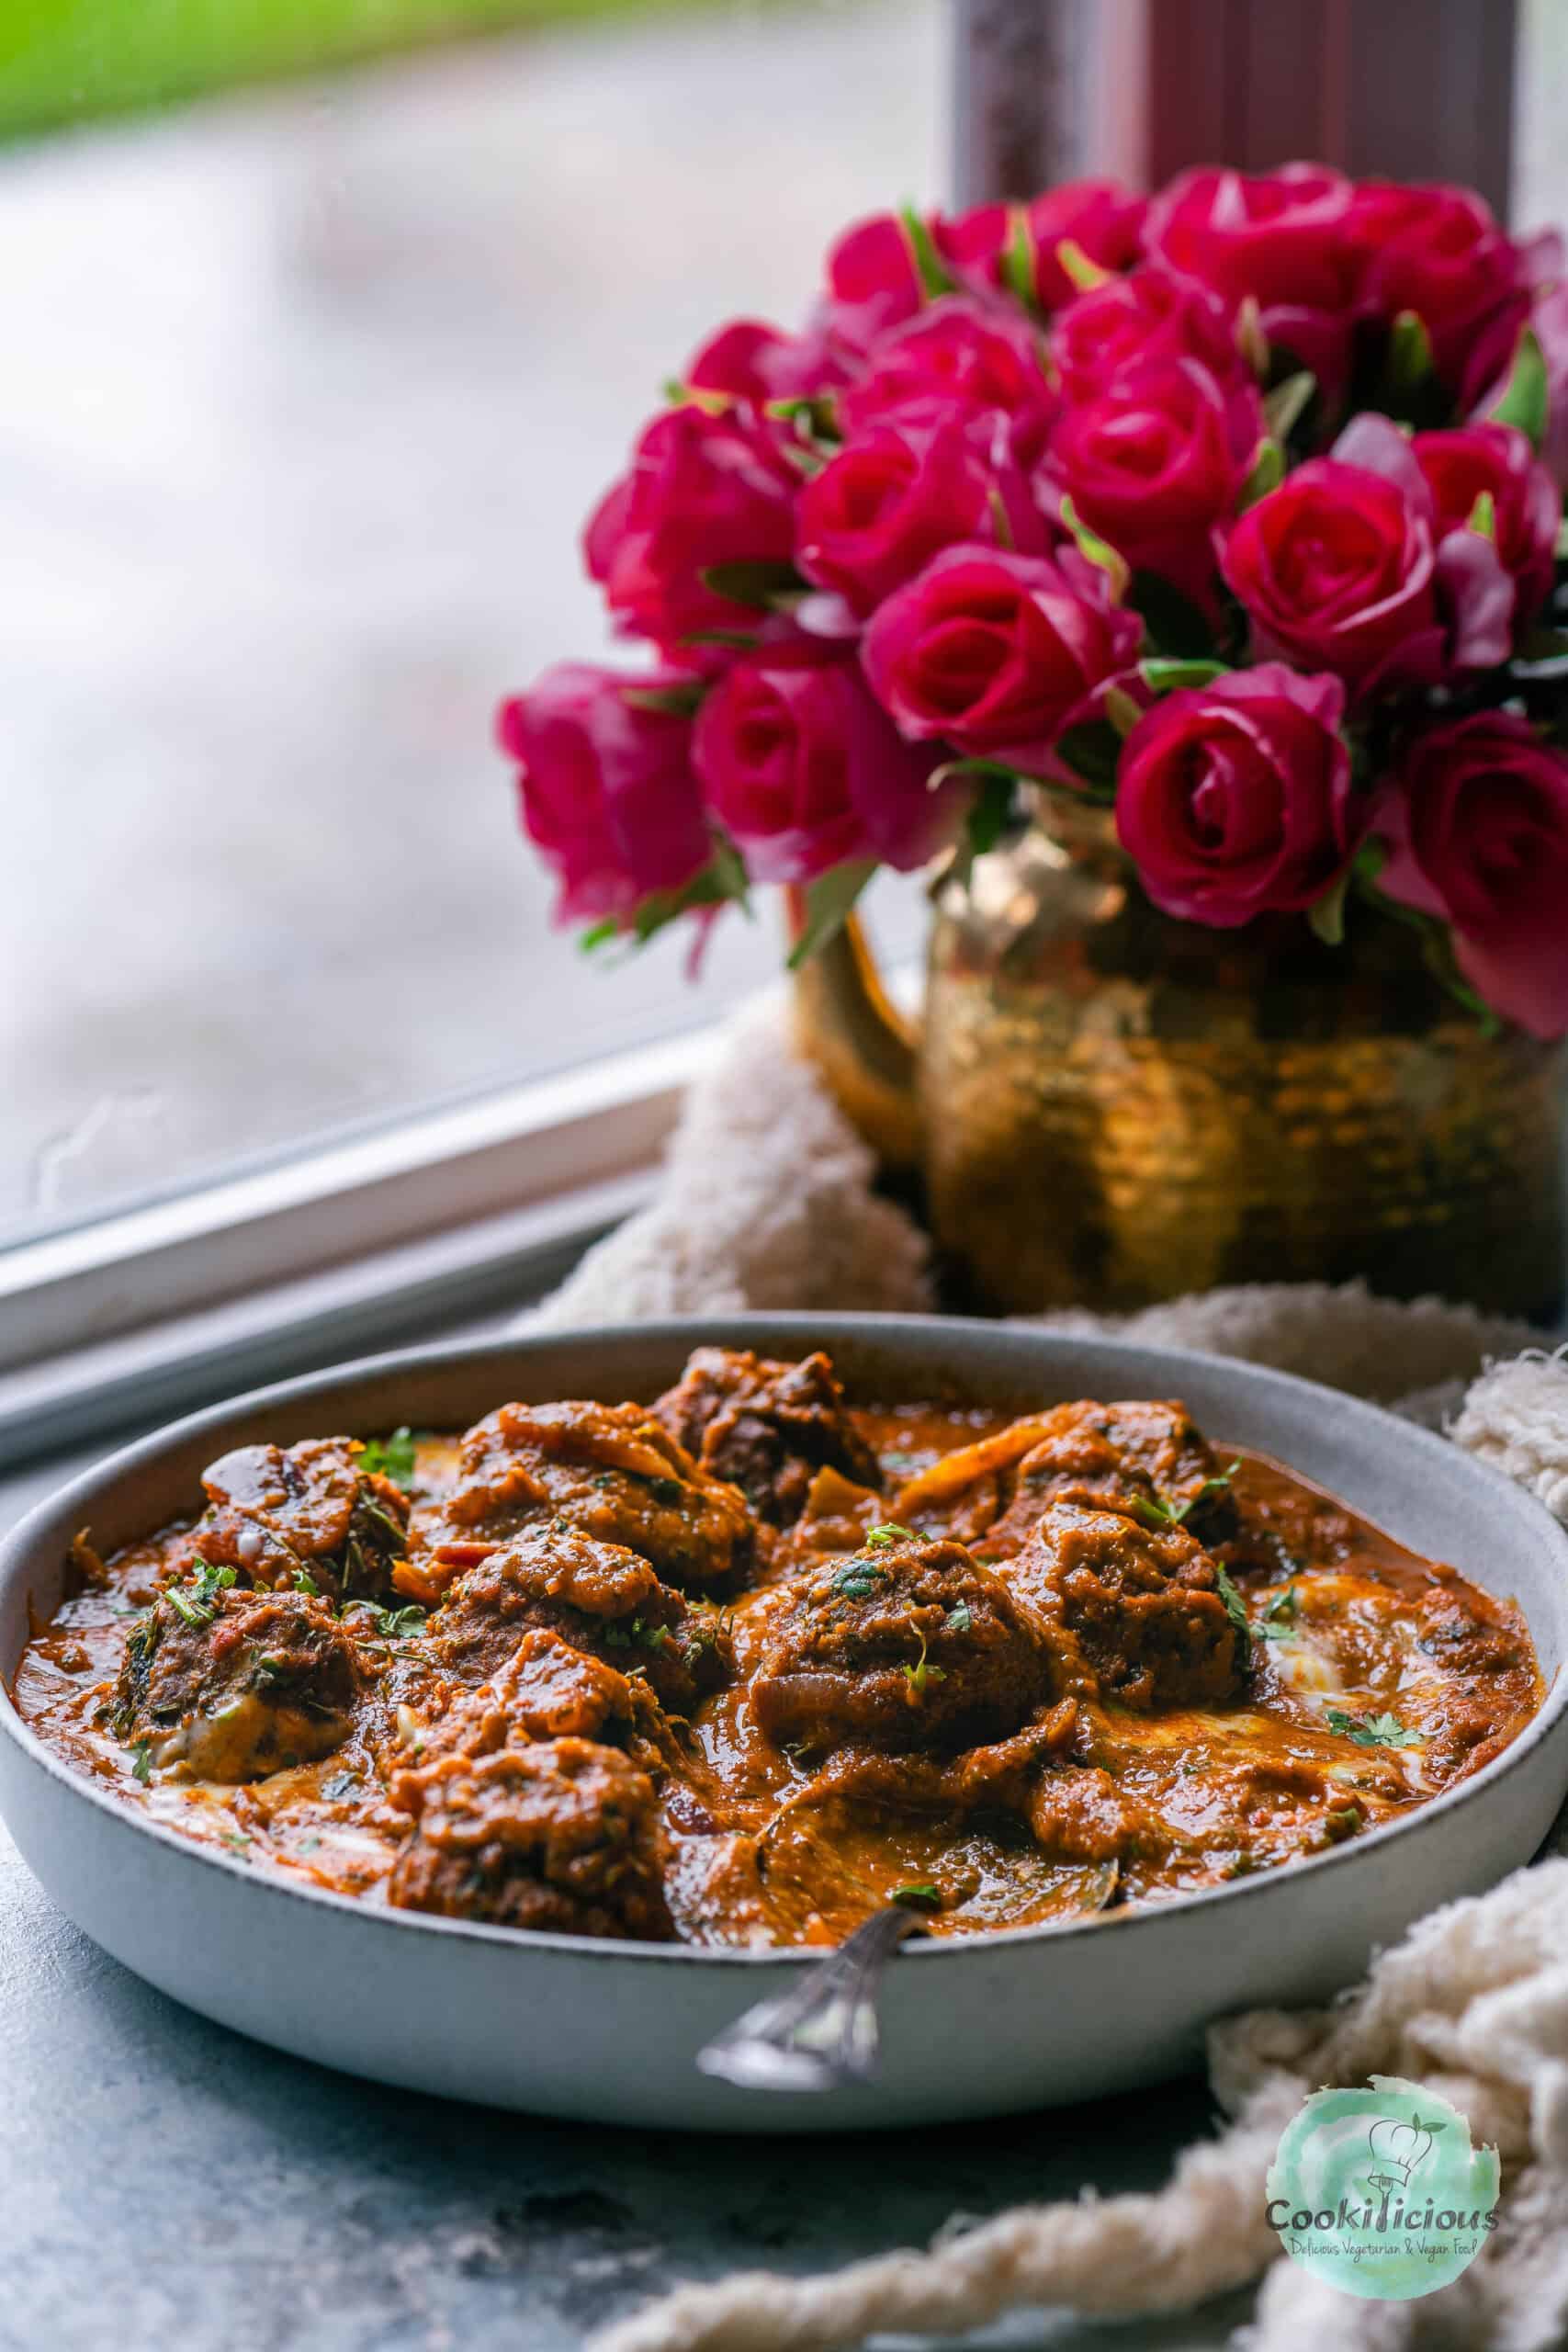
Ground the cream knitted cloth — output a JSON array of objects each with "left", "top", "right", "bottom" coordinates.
[{"left": 529, "top": 1001, "right": 1568, "bottom": 2352}]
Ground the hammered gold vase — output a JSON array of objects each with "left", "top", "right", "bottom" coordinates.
[{"left": 793, "top": 808, "right": 1567, "bottom": 1319}]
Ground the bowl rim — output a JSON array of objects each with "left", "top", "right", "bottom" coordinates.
[{"left": 4, "top": 1310, "right": 1565, "bottom": 1972}]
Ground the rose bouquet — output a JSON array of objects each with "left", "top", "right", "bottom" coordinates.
[{"left": 499, "top": 165, "right": 1568, "bottom": 1038}]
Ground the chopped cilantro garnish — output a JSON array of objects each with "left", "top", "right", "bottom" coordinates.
[
  {"left": 901, "top": 1624, "right": 947, "bottom": 1699},
  {"left": 1325, "top": 1707, "right": 1420, "bottom": 1749},
  {"left": 1322, "top": 1805, "right": 1363, "bottom": 1844},
  {"left": 356, "top": 1427, "right": 420, "bottom": 1490},
  {"left": 166, "top": 1557, "right": 237, "bottom": 1627},
  {"left": 648, "top": 1476, "right": 686, "bottom": 1507},
  {"left": 863, "top": 1523, "right": 915, "bottom": 1548},
  {"left": 342, "top": 1598, "right": 426, "bottom": 1641},
  {"left": 1211, "top": 1563, "right": 1251, "bottom": 1670},
  {"left": 292, "top": 1568, "right": 320, "bottom": 1596},
  {"left": 1259, "top": 1584, "right": 1299, "bottom": 1638},
  {"left": 890, "top": 1882, "right": 943, "bottom": 1912},
  {"left": 130, "top": 1741, "right": 153, "bottom": 1784},
  {"left": 830, "top": 1560, "right": 888, "bottom": 1600},
  {"left": 1127, "top": 1463, "right": 1240, "bottom": 1532},
  {"left": 946, "top": 1600, "right": 973, "bottom": 1633}
]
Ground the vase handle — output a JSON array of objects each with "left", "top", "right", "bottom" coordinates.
[{"left": 785, "top": 890, "right": 923, "bottom": 1172}]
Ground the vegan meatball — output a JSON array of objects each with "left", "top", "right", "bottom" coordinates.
[
  {"left": 430, "top": 1520, "right": 731, "bottom": 1715},
  {"left": 188, "top": 1437, "right": 412, "bottom": 1606},
  {"left": 439, "top": 1400, "right": 751, "bottom": 1589},
  {"left": 1008, "top": 1497, "right": 1247, "bottom": 1712},
  {"left": 652, "top": 1347, "right": 882, "bottom": 1527},
  {"left": 114, "top": 1572, "right": 366, "bottom": 1781},
  {"left": 750, "top": 1530, "right": 1053, "bottom": 1758},
  {"left": 387, "top": 1734, "right": 671, "bottom": 1939}
]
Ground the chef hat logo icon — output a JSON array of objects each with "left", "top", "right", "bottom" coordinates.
[{"left": 1366, "top": 2110, "right": 1440, "bottom": 2189}]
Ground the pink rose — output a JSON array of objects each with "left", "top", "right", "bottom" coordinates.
[
  {"left": 685, "top": 319, "right": 846, "bottom": 406},
  {"left": 585, "top": 402, "right": 799, "bottom": 655},
  {"left": 1375, "top": 714, "right": 1568, "bottom": 1039},
  {"left": 838, "top": 297, "right": 1057, "bottom": 465},
  {"left": 1142, "top": 164, "right": 1358, "bottom": 391},
  {"left": 499, "top": 665, "right": 710, "bottom": 925},
  {"left": 1043, "top": 357, "right": 1265, "bottom": 601},
  {"left": 1051, "top": 266, "right": 1243, "bottom": 404},
  {"left": 693, "top": 644, "right": 952, "bottom": 882},
  {"left": 795, "top": 413, "right": 1050, "bottom": 617},
  {"left": 1414, "top": 422, "right": 1560, "bottom": 637},
  {"left": 1219, "top": 455, "right": 1438, "bottom": 692},
  {"left": 1115, "top": 665, "right": 1358, "bottom": 928},
  {"left": 1342, "top": 180, "right": 1528, "bottom": 399},
  {"left": 860, "top": 542, "right": 1142, "bottom": 775},
  {"left": 819, "top": 211, "right": 928, "bottom": 350},
  {"left": 938, "top": 179, "right": 1146, "bottom": 311}
]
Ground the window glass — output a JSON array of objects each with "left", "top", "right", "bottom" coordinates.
[
  {"left": 3, "top": 0, "right": 940, "bottom": 1243},
  {"left": 1517, "top": 0, "right": 1568, "bottom": 232}
]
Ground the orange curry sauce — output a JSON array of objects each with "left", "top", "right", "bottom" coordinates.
[{"left": 11, "top": 1350, "right": 1542, "bottom": 1947}]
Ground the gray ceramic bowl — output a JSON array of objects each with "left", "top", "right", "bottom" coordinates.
[{"left": 3, "top": 1315, "right": 1566, "bottom": 2132}]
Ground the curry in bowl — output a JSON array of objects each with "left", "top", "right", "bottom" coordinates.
[{"left": 13, "top": 1346, "right": 1542, "bottom": 1947}]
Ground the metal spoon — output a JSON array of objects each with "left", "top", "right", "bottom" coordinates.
[{"left": 695, "top": 1904, "right": 919, "bottom": 2092}]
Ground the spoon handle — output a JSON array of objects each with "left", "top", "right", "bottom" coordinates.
[{"left": 695, "top": 1905, "right": 919, "bottom": 2092}]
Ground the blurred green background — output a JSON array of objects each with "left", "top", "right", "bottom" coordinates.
[{"left": 0, "top": 0, "right": 706, "bottom": 136}]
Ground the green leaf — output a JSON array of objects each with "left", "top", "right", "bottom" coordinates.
[
  {"left": 999, "top": 207, "right": 1037, "bottom": 312},
  {"left": 1325, "top": 1706, "right": 1421, "bottom": 1750},
  {"left": 891, "top": 1882, "right": 943, "bottom": 1912},
  {"left": 358, "top": 1427, "right": 419, "bottom": 1490},
  {"left": 1260, "top": 1584, "right": 1300, "bottom": 1640},
  {"left": 130, "top": 1741, "right": 153, "bottom": 1784},
  {"left": 1103, "top": 684, "right": 1144, "bottom": 739},
  {"left": 622, "top": 682, "right": 705, "bottom": 719},
  {"left": 580, "top": 918, "right": 619, "bottom": 954},
  {"left": 700, "top": 560, "right": 807, "bottom": 610},
  {"left": 1238, "top": 437, "right": 1285, "bottom": 511},
  {"left": 960, "top": 767, "right": 1018, "bottom": 868},
  {"left": 1309, "top": 867, "right": 1353, "bottom": 948},
  {"left": 1387, "top": 310, "right": 1434, "bottom": 401},
  {"left": 946, "top": 1600, "right": 973, "bottom": 1633},
  {"left": 1059, "top": 493, "right": 1130, "bottom": 600},
  {"left": 899, "top": 204, "right": 956, "bottom": 301},
  {"left": 785, "top": 859, "right": 876, "bottom": 969},
  {"left": 1262, "top": 370, "right": 1317, "bottom": 447},
  {"left": 1052, "top": 719, "right": 1122, "bottom": 797},
  {"left": 1212, "top": 1562, "right": 1252, "bottom": 1672},
  {"left": 1555, "top": 516, "right": 1568, "bottom": 561},
  {"left": 830, "top": 1561, "right": 888, "bottom": 1600},
  {"left": 1138, "top": 657, "right": 1229, "bottom": 695},
  {"left": 1488, "top": 325, "right": 1549, "bottom": 450},
  {"left": 1466, "top": 489, "right": 1497, "bottom": 542},
  {"left": 864, "top": 1522, "right": 915, "bottom": 1547},
  {"left": 1235, "top": 298, "right": 1269, "bottom": 380},
  {"left": 1055, "top": 236, "right": 1111, "bottom": 294},
  {"left": 1127, "top": 570, "right": 1216, "bottom": 660}
]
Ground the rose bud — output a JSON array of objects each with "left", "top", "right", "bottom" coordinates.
[
  {"left": 1220, "top": 455, "right": 1438, "bottom": 693},
  {"left": 860, "top": 542, "right": 1143, "bottom": 776},
  {"left": 685, "top": 319, "right": 848, "bottom": 406},
  {"left": 839, "top": 297, "right": 1058, "bottom": 466},
  {"left": 796, "top": 413, "right": 1050, "bottom": 617},
  {"left": 1043, "top": 356, "right": 1266, "bottom": 603},
  {"left": 584, "top": 402, "right": 800, "bottom": 656},
  {"left": 1051, "top": 267, "right": 1244, "bottom": 405},
  {"left": 1374, "top": 714, "right": 1568, "bottom": 1039},
  {"left": 1413, "top": 422, "right": 1561, "bottom": 638},
  {"left": 937, "top": 179, "right": 1146, "bottom": 311},
  {"left": 499, "top": 666, "right": 710, "bottom": 925},
  {"left": 1114, "top": 665, "right": 1359, "bottom": 928},
  {"left": 818, "top": 210, "right": 929, "bottom": 352},
  {"left": 1141, "top": 163, "right": 1358, "bottom": 392},
  {"left": 693, "top": 643, "right": 954, "bottom": 883},
  {"left": 1341, "top": 180, "right": 1529, "bottom": 401}
]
